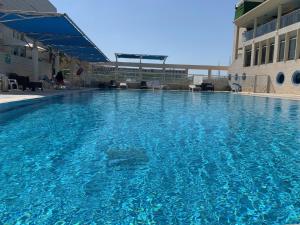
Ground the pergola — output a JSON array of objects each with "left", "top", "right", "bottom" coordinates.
[
  {"left": 115, "top": 53, "right": 168, "bottom": 64},
  {"left": 0, "top": 10, "right": 109, "bottom": 80}
]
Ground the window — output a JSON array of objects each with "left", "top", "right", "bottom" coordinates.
[
  {"left": 228, "top": 74, "right": 232, "bottom": 81},
  {"left": 254, "top": 48, "right": 259, "bottom": 65},
  {"left": 244, "top": 49, "right": 251, "bottom": 67},
  {"left": 235, "top": 74, "right": 239, "bottom": 81},
  {"left": 276, "top": 72, "right": 285, "bottom": 85},
  {"left": 292, "top": 71, "right": 300, "bottom": 85},
  {"left": 288, "top": 37, "right": 296, "bottom": 60},
  {"left": 20, "top": 47, "right": 26, "bottom": 57},
  {"left": 242, "top": 73, "right": 247, "bottom": 81},
  {"left": 279, "top": 40, "right": 285, "bottom": 62},
  {"left": 269, "top": 43, "right": 274, "bottom": 63},
  {"left": 261, "top": 45, "right": 267, "bottom": 64},
  {"left": 12, "top": 47, "right": 19, "bottom": 56}
]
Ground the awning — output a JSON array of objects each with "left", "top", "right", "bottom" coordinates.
[
  {"left": 116, "top": 53, "right": 168, "bottom": 61},
  {"left": 0, "top": 10, "right": 109, "bottom": 62}
]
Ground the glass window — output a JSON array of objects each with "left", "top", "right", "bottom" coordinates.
[
  {"left": 276, "top": 72, "right": 285, "bottom": 85},
  {"left": 269, "top": 43, "right": 274, "bottom": 63},
  {"left": 279, "top": 40, "right": 285, "bottom": 62},
  {"left": 244, "top": 50, "right": 251, "bottom": 67},
  {"left": 261, "top": 46, "right": 267, "bottom": 64},
  {"left": 292, "top": 71, "right": 300, "bottom": 85},
  {"left": 20, "top": 47, "right": 26, "bottom": 57},
  {"left": 235, "top": 74, "right": 239, "bottom": 81},
  {"left": 242, "top": 73, "right": 246, "bottom": 81},
  {"left": 288, "top": 37, "right": 296, "bottom": 60}
]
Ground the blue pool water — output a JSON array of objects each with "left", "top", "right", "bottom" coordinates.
[{"left": 0, "top": 90, "right": 300, "bottom": 225}]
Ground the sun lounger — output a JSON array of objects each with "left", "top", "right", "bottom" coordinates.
[
  {"left": 140, "top": 81, "right": 148, "bottom": 89},
  {"left": 120, "top": 82, "right": 128, "bottom": 89}
]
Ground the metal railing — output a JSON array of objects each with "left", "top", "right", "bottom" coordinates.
[
  {"left": 281, "top": 8, "right": 300, "bottom": 28},
  {"left": 89, "top": 70, "right": 191, "bottom": 84}
]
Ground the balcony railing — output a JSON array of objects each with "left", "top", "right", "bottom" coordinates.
[
  {"left": 243, "top": 30, "right": 253, "bottom": 42},
  {"left": 280, "top": 8, "right": 300, "bottom": 28},
  {"left": 242, "top": 8, "right": 300, "bottom": 42},
  {"left": 256, "top": 19, "right": 276, "bottom": 37}
]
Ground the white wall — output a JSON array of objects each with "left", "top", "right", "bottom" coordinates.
[{"left": 0, "top": 0, "right": 57, "bottom": 12}]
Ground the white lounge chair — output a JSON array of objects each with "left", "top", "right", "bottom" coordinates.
[{"left": 120, "top": 82, "right": 128, "bottom": 89}]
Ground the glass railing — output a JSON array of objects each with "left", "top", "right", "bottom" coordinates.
[
  {"left": 256, "top": 19, "right": 276, "bottom": 37},
  {"left": 243, "top": 8, "right": 300, "bottom": 42},
  {"left": 280, "top": 8, "right": 300, "bottom": 28},
  {"left": 243, "top": 30, "right": 253, "bottom": 42}
]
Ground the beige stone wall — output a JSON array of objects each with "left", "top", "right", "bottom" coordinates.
[{"left": 229, "top": 58, "right": 300, "bottom": 94}]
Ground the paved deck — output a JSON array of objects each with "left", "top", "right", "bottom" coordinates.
[
  {"left": 237, "top": 92, "right": 300, "bottom": 101},
  {"left": 0, "top": 89, "right": 96, "bottom": 104}
]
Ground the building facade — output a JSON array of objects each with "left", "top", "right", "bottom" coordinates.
[
  {"left": 229, "top": 0, "right": 300, "bottom": 94},
  {"left": 0, "top": 0, "right": 57, "bottom": 80}
]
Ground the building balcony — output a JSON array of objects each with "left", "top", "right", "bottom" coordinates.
[
  {"left": 243, "top": 7, "right": 300, "bottom": 42},
  {"left": 280, "top": 7, "right": 300, "bottom": 28}
]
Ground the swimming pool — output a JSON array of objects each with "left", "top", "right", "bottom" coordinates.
[{"left": 0, "top": 90, "right": 300, "bottom": 224}]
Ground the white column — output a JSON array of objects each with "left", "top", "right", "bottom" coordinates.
[
  {"left": 32, "top": 42, "right": 39, "bottom": 81},
  {"left": 284, "top": 33, "right": 289, "bottom": 62},
  {"left": 250, "top": 42, "right": 255, "bottom": 66},
  {"left": 253, "top": 18, "right": 258, "bottom": 38},
  {"left": 258, "top": 42, "right": 262, "bottom": 65},
  {"left": 208, "top": 69, "right": 212, "bottom": 81},
  {"left": 274, "top": 34, "right": 279, "bottom": 63},
  {"left": 276, "top": 5, "right": 282, "bottom": 30},
  {"left": 234, "top": 26, "right": 240, "bottom": 60},
  {"left": 54, "top": 51, "right": 60, "bottom": 75},
  {"left": 295, "top": 29, "right": 300, "bottom": 60},
  {"left": 266, "top": 39, "right": 270, "bottom": 64}
]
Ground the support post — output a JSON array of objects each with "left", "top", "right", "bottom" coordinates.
[
  {"left": 208, "top": 69, "right": 212, "bottom": 81},
  {"left": 32, "top": 41, "right": 39, "bottom": 81},
  {"left": 276, "top": 5, "right": 282, "bottom": 30},
  {"left": 258, "top": 42, "right": 262, "bottom": 65},
  {"left": 253, "top": 18, "right": 258, "bottom": 39},
  {"left": 295, "top": 29, "right": 300, "bottom": 60},
  {"left": 284, "top": 33, "right": 289, "bottom": 62},
  {"left": 266, "top": 39, "right": 270, "bottom": 64},
  {"left": 250, "top": 42, "right": 255, "bottom": 66},
  {"left": 274, "top": 34, "right": 279, "bottom": 63},
  {"left": 234, "top": 26, "right": 240, "bottom": 60},
  {"left": 54, "top": 51, "right": 60, "bottom": 75}
]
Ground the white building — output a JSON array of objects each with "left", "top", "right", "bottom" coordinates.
[
  {"left": 229, "top": 0, "right": 300, "bottom": 94},
  {"left": 0, "top": 0, "right": 57, "bottom": 80}
]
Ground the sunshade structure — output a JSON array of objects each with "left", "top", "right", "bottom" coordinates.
[
  {"left": 116, "top": 53, "right": 168, "bottom": 62},
  {"left": 0, "top": 10, "right": 109, "bottom": 62}
]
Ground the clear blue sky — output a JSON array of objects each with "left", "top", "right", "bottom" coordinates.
[{"left": 50, "top": 0, "right": 236, "bottom": 65}]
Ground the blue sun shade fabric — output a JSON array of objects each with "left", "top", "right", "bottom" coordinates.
[
  {"left": 116, "top": 53, "right": 168, "bottom": 61},
  {"left": 0, "top": 11, "right": 109, "bottom": 62}
]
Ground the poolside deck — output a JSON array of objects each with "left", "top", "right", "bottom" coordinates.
[
  {"left": 0, "top": 89, "right": 97, "bottom": 104},
  {"left": 1, "top": 89, "right": 300, "bottom": 105},
  {"left": 238, "top": 92, "right": 300, "bottom": 101}
]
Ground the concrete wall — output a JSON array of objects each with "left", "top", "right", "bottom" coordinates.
[
  {"left": 0, "top": 0, "right": 57, "bottom": 12},
  {"left": 0, "top": 52, "right": 51, "bottom": 79}
]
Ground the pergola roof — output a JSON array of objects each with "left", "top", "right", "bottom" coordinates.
[
  {"left": 115, "top": 53, "right": 168, "bottom": 61},
  {"left": 0, "top": 10, "right": 109, "bottom": 62}
]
